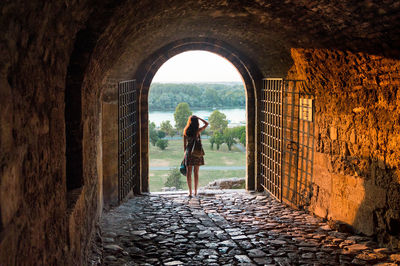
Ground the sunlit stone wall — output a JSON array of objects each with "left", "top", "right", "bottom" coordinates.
[{"left": 290, "top": 48, "right": 400, "bottom": 248}]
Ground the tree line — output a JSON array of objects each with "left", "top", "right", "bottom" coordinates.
[
  {"left": 149, "top": 102, "right": 245, "bottom": 151},
  {"left": 149, "top": 82, "right": 245, "bottom": 110}
]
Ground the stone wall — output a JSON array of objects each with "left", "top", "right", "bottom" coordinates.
[
  {"left": 0, "top": 1, "right": 105, "bottom": 265},
  {"left": 102, "top": 81, "right": 119, "bottom": 206},
  {"left": 290, "top": 48, "right": 400, "bottom": 248},
  {"left": 204, "top": 178, "right": 246, "bottom": 190},
  {"left": 0, "top": 2, "right": 85, "bottom": 265},
  {"left": 1, "top": 0, "right": 400, "bottom": 264}
]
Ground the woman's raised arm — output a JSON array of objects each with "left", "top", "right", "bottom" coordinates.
[{"left": 197, "top": 117, "right": 209, "bottom": 134}]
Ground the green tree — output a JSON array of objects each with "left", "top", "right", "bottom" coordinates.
[
  {"left": 164, "top": 168, "right": 184, "bottom": 189},
  {"left": 232, "top": 126, "right": 246, "bottom": 139},
  {"left": 203, "top": 88, "right": 220, "bottom": 107},
  {"left": 156, "top": 139, "right": 168, "bottom": 150},
  {"left": 148, "top": 83, "right": 245, "bottom": 110},
  {"left": 240, "top": 131, "right": 246, "bottom": 146},
  {"left": 209, "top": 110, "right": 228, "bottom": 133},
  {"left": 158, "top": 130, "right": 166, "bottom": 139},
  {"left": 223, "top": 128, "right": 237, "bottom": 151},
  {"left": 174, "top": 102, "right": 192, "bottom": 133},
  {"left": 160, "top": 120, "right": 175, "bottom": 137},
  {"left": 149, "top": 122, "right": 159, "bottom": 146},
  {"left": 214, "top": 132, "right": 224, "bottom": 150},
  {"left": 209, "top": 135, "right": 215, "bottom": 149},
  {"left": 202, "top": 128, "right": 211, "bottom": 136}
]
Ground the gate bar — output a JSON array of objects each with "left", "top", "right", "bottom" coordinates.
[
  {"left": 260, "top": 78, "right": 284, "bottom": 201},
  {"left": 118, "top": 80, "right": 138, "bottom": 203}
]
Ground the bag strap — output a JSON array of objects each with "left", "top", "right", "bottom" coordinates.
[
  {"left": 190, "top": 134, "right": 201, "bottom": 153},
  {"left": 191, "top": 136, "right": 201, "bottom": 153},
  {"left": 191, "top": 138, "right": 196, "bottom": 153}
]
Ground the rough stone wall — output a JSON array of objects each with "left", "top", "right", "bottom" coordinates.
[
  {"left": 102, "top": 80, "right": 119, "bottom": 206},
  {"left": 102, "top": 0, "right": 400, "bottom": 80},
  {"left": 290, "top": 48, "right": 400, "bottom": 248},
  {"left": 0, "top": 1, "right": 104, "bottom": 265}
]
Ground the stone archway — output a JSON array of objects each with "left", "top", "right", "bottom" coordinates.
[{"left": 132, "top": 38, "right": 263, "bottom": 193}]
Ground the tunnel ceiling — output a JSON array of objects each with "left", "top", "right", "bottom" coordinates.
[
  {"left": 3, "top": 1, "right": 398, "bottom": 89},
  {"left": 83, "top": 0, "right": 400, "bottom": 82}
]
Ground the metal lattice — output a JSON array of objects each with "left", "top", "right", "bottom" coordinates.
[
  {"left": 260, "top": 78, "right": 283, "bottom": 200},
  {"left": 282, "top": 80, "right": 315, "bottom": 208},
  {"left": 260, "top": 78, "right": 315, "bottom": 208},
  {"left": 118, "top": 80, "right": 139, "bottom": 202}
]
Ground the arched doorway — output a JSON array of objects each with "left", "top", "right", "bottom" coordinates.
[
  {"left": 133, "top": 38, "right": 262, "bottom": 193},
  {"left": 147, "top": 50, "right": 247, "bottom": 192}
]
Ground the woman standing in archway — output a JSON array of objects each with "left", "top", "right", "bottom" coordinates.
[{"left": 183, "top": 115, "right": 208, "bottom": 196}]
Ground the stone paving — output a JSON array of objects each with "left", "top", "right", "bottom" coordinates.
[{"left": 96, "top": 191, "right": 400, "bottom": 265}]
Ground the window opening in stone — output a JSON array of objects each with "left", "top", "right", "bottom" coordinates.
[
  {"left": 148, "top": 51, "right": 246, "bottom": 193},
  {"left": 65, "top": 85, "right": 84, "bottom": 209},
  {"left": 65, "top": 44, "right": 85, "bottom": 209},
  {"left": 65, "top": 96, "right": 84, "bottom": 193}
]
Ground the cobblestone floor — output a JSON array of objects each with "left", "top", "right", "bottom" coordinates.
[{"left": 95, "top": 191, "right": 400, "bottom": 265}]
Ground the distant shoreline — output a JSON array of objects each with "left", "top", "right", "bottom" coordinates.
[
  {"left": 149, "top": 83, "right": 245, "bottom": 111},
  {"left": 149, "top": 108, "right": 246, "bottom": 127},
  {"left": 151, "top": 81, "right": 243, "bottom": 85},
  {"left": 149, "top": 106, "right": 245, "bottom": 112}
]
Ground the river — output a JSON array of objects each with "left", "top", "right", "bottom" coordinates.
[{"left": 149, "top": 108, "right": 246, "bottom": 127}]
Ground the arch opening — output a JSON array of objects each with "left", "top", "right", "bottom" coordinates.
[
  {"left": 130, "top": 38, "right": 263, "bottom": 193},
  {"left": 148, "top": 50, "right": 247, "bottom": 192}
]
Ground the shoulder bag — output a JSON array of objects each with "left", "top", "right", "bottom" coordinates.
[
  {"left": 180, "top": 152, "right": 187, "bottom": 176},
  {"left": 191, "top": 135, "right": 205, "bottom": 158}
]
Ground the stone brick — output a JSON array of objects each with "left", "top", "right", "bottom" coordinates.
[
  {"left": 330, "top": 127, "right": 338, "bottom": 140},
  {"left": 350, "top": 130, "right": 357, "bottom": 144}
]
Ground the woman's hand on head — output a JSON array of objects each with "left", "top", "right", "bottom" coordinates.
[{"left": 197, "top": 116, "right": 206, "bottom": 123}]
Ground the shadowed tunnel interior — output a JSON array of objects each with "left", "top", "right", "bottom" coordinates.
[{"left": 0, "top": 0, "right": 400, "bottom": 264}]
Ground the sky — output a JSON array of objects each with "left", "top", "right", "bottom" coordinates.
[{"left": 152, "top": 51, "right": 243, "bottom": 83}]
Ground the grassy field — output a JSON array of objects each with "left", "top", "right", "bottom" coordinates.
[
  {"left": 150, "top": 138, "right": 246, "bottom": 191},
  {"left": 150, "top": 139, "right": 245, "bottom": 166}
]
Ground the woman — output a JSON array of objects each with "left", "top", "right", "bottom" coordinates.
[{"left": 183, "top": 115, "right": 209, "bottom": 196}]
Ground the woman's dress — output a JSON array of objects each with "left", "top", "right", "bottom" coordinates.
[{"left": 186, "top": 135, "right": 204, "bottom": 166}]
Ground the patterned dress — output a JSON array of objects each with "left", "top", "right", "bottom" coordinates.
[{"left": 185, "top": 135, "right": 205, "bottom": 166}]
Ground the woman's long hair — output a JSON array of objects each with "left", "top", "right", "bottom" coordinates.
[{"left": 183, "top": 115, "right": 199, "bottom": 137}]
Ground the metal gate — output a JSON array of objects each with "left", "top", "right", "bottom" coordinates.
[
  {"left": 118, "top": 80, "right": 139, "bottom": 202},
  {"left": 260, "top": 79, "right": 315, "bottom": 209},
  {"left": 260, "top": 79, "right": 283, "bottom": 200}
]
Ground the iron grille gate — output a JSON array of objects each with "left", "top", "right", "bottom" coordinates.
[
  {"left": 260, "top": 79, "right": 283, "bottom": 200},
  {"left": 118, "top": 80, "right": 139, "bottom": 202},
  {"left": 260, "top": 79, "right": 315, "bottom": 208}
]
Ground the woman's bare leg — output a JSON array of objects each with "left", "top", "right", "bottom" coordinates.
[
  {"left": 186, "top": 165, "right": 193, "bottom": 196},
  {"left": 194, "top": 166, "right": 199, "bottom": 196}
]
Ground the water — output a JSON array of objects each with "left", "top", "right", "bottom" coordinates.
[
  {"left": 149, "top": 108, "right": 246, "bottom": 127},
  {"left": 150, "top": 166, "right": 245, "bottom": 170}
]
